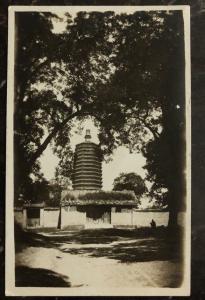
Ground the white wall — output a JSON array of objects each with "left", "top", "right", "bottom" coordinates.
[
  {"left": 133, "top": 211, "right": 169, "bottom": 227},
  {"left": 111, "top": 212, "right": 132, "bottom": 226},
  {"left": 111, "top": 210, "right": 169, "bottom": 227},
  {"left": 61, "top": 206, "right": 86, "bottom": 228},
  {"left": 15, "top": 207, "right": 185, "bottom": 229},
  {"left": 43, "top": 209, "right": 60, "bottom": 228}
]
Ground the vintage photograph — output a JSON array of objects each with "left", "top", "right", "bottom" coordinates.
[{"left": 6, "top": 5, "right": 190, "bottom": 296}]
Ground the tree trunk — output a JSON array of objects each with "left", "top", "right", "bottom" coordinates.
[
  {"left": 168, "top": 207, "right": 178, "bottom": 229},
  {"left": 57, "top": 206, "right": 62, "bottom": 229}
]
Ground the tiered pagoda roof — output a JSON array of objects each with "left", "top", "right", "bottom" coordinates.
[{"left": 72, "top": 130, "right": 102, "bottom": 190}]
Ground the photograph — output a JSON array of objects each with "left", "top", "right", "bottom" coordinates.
[{"left": 6, "top": 5, "right": 190, "bottom": 296}]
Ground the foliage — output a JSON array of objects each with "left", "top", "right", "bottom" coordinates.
[
  {"left": 45, "top": 183, "right": 61, "bottom": 207},
  {"left": 45, "top": 199, "right": 60, "bottom": 208},
  {"left": 45, "top": 176, "right": 73, "bottom": 207},
  {"left": 22, "top": 178, "right": 49, "bottom": 204},
  {"left": 113, "top": 172, "right": 147, "bottom": 201},
  {"left": 63, "top": 190, "right": 136, "bottom": 201},
  {"left": 78, "top": 191, "right": 136, "bottom": 201},
  {"left": 14, "top": 12, "right": 61, "bottom": 198},
  {"left": 62, "top": 190, "right": 138, "bottom": 205}
]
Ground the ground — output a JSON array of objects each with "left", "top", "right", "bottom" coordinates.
[{"left": 15, "top": 226, "right": 183, "bottom": 290}]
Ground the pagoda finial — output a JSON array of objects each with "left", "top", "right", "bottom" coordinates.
[{"left": 85, "top": 129, "right": 91, "bottom": 142}]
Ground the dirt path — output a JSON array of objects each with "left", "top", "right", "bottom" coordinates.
[{"left": 16, "top": 240, "right": 181, "bottom": 289}]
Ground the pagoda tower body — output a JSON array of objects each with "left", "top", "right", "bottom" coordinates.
[{"left": 72, "top": 130, "right": 102, "bottom": 190}]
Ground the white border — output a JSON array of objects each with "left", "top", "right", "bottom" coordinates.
[{"left": 6, "top": 5, "right": 191, "bottom": 296}]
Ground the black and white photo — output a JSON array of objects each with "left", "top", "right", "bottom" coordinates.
[{"left": 6, "top": 5, "right": 191, "bottom": 296}]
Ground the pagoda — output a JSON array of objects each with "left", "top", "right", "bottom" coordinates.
[{"left": 72, "top": 130, "right": 102, "bottom": 190}]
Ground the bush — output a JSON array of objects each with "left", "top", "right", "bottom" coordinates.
[{"left": 78, "top": 191, "right": 135, "bottom": 201}]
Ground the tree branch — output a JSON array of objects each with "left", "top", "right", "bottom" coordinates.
[
  {"left": 28, "top": 110, "right": 81, "bottom": 167},
  {"left": 138, "top": 117, "right": 160, "bottom": 140},
  {"left": 127, "top": 110, "right": 161, "bottom": 140}
]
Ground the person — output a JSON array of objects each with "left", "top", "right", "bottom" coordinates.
[{"left": 150, "top": 219, "right": 156, "bottom": 229}]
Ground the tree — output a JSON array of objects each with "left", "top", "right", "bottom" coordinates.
[
  {"left": 99, "top": 11, "right": 185, "bottom": 227},
  {"left": 14, "top": 12, "right": 62, "bottom": 199},
  {"left": 23, "top": 178, "right": 49, "bottom": 204},
  {"left": 14, "top": 10, "right": 186, "bottom": 228},
  {"left": 14, "top": 11, "right": 117, "bottom": 199},
  {"left": 112, "top": 172, "right": 147, "bottom": 203}
]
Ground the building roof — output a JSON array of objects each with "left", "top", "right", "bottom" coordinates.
[
  {"left": 61, "top": 190, "right": 139, "bottom": 206},
  {"left": 61, "top": 198, "right": 139, "bottom": 206}
]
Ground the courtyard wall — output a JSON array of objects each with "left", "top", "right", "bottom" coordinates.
[
  {"left": 61, "top": 206, "right": 86, "bottom": 228},
  {"left": 14, "top": 206, "right": 185, "bottom": 229},
  {"left": 43, "top": 208, "right": 60, "bottom": 228}
]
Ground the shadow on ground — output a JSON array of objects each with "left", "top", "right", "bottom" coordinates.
[
  {"left": 15, "top": 224, "right": 184, "bottom": 288},
  {"left": 15, "top": 223, "right": 183, "bottom": 263},
  {"left": 15, "top": 265, "right": 71, "bottom": 287},
  {"left": 61, "top": 237, "right": 182, "bottom": 263}
]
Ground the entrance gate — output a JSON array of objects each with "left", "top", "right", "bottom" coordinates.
[
  {"left": 27, "top": 208, "right": 40, "bottom": 228},
  {"left": 86, "top": 206, "right": 112, "bottom": 228}
]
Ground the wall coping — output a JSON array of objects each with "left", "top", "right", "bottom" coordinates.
[
  {"left": 134, "top": 209, "right": 169, "bottom": 212},
  {"left": 44, "top": 207, "right": 60, "bottom": 210},
  {"left": 23, "top": 203, "right": 45, "bottom": 208}
]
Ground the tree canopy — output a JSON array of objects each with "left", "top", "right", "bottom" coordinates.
[{"left": 112, "top": 172, "right": 147, "bottom": 202}]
